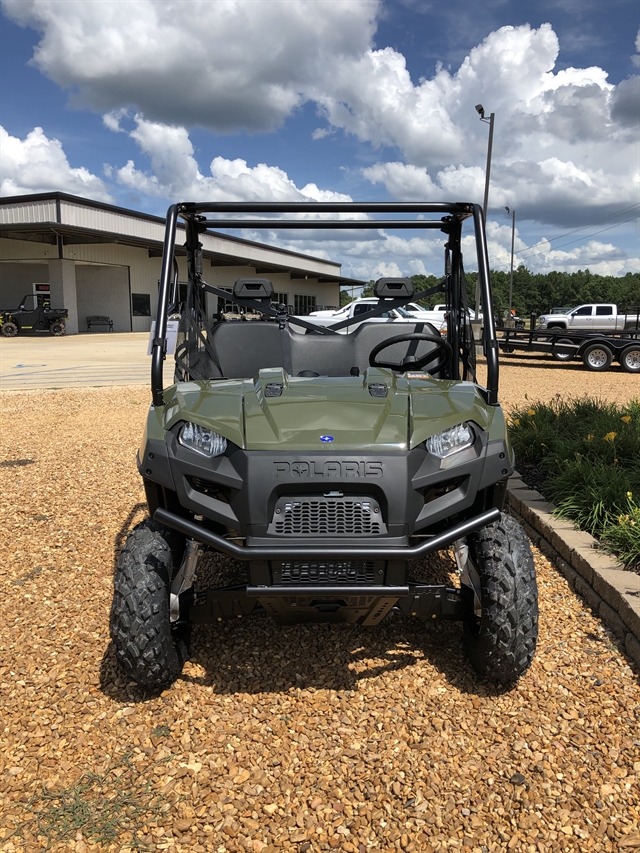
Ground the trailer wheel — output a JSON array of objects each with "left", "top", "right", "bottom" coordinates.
[
  {"left": 620, "top": 344, "right": 640, "bottom": 374},
  {"left": 582, "top": 342, "right": 612, "bottom": 372},
  {"left": 1, "top": 322, "right": 18, "bottom": 337},
  {"left": 49, "top": 320, "right": 66, "bottom": 336},
  {"left": 462, "top": 513, "right": 538, "bottom": 683},
  {"left": 110, "top": 518, "right": 189, "bottom": 691},
  {"left": 552, "top": 337, "right": 577, "bottom": 361}
]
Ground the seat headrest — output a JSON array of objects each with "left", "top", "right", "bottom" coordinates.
[
  {"left": 233, "top": 278, "right": 274, "bottom": 300},
  {"left": 374, "top": 277, "right": 414, "bottom": 298}
]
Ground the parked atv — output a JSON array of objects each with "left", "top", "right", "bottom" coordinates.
[
  {"left": 110, "top": 201, "right": 538, "bottom": 691},
  {"left": 0, "top": 294, "right": 68, "bottom": 337}
]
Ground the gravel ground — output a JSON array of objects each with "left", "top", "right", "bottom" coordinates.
[{"left": 1, "top": 364, "right": 640, "bottom": 853}]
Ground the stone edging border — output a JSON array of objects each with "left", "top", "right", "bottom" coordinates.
[{"left": 507, "top": 473, "right": 640, "bottom": 672}]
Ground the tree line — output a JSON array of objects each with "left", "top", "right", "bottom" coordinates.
[{"left": 342, "top": 269, "right": 640, "bottom": 318}]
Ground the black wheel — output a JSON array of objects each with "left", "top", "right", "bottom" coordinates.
[
  {"left": 620, "top": 344, "right": 640, "bottom": 374},
  {"left": 110, "top": 518, "right": 189, "bottom": 690},
  {"left": 552, "top": 337, "right": 577, "bottom": 361},
  {"left": 1, "top": 322, "right": 18, "bottom": 337},
  {"left": 369, "top": 332, "right": 452, "bottom": 374},
  {"left": 463, "top": 513, "right": 538, "bottom": 683},
  {"left": 581, "top": 342, "right": 612, "bottom": 371},
  {"left": 49, "top": 320, "right": 66, "bottom": 336}
]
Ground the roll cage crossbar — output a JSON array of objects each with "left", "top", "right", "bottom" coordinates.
[{"left": 152, "top": 202, "right": 499, "bottom": 406}]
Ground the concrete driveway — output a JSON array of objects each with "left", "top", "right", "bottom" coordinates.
[{"left": 0, "top": 332, "right": 157, "bottom": 390}]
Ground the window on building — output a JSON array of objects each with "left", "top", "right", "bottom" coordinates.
[
  {"left": 218, "top": 287, "right": 241, "bottom": 314},
  {"left": 274, "top": 292, "right": 288, "bottom": 306},
  {"left": 294, "top": 294, "right": 317, "bottom": 315},
  {"left": 132, "top": 293, "right": 151, "bottom": 316}
]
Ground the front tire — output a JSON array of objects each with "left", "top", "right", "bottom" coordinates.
[
  {"left": 463, "top": 514, "right": 538, "bottom": 683},
  {"left": 1, "top": 322, "right": 18, "bottom": 337},
  {"left": 110, "top": 518, "right": 188, "bottom": 690}
]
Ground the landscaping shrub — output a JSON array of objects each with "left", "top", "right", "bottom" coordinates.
[{"left": 508, "top": 396, "right": 640, "bottom": 572}]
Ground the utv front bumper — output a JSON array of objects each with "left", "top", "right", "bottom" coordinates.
[{"left": 142, "top": 420, "right": 511, "bottom": 626}]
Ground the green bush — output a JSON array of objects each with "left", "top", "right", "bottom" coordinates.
[{"left": 508, "top": 396, "right": 640, "bottom": 571}]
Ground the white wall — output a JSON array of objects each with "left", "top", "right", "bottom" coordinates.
[{"left": 76, "top": 264, "right": 131, "bottom": 332}]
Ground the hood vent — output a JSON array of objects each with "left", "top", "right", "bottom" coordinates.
[{"left": 368, "top": 383, "right": 388, "bottom": 398}]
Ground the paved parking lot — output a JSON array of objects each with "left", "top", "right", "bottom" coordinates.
[{"left": 0, "top": 332, "right": 152, "bottom": 389}]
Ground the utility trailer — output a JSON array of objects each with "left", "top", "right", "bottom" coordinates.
[{"left": 497, "top": 325, "right": 640, "bottom": 373}]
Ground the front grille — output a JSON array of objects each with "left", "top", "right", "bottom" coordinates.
[
  {"left": 268, "top": 496, "right": 385, "bottom": 536},
  {"left": 278, "top": 561, "right": 376, "bottom": 585}
]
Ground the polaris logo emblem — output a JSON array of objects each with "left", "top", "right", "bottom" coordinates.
[{"left": 274, "top": 460, "right": 383, "bottom": 478}]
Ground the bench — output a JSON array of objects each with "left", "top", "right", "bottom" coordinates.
[
  {"left": 86, "top": 315, "right": 113, "bottom": 332},
  {"left": 201, "top": 320, "right": 441, "bottom": 379}
]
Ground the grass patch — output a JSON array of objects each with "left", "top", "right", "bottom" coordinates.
[
  {"left": 509, "top": 396, "right": 640, "bottom": 572},
  {"left": 16, "top": 751, "right": 174, "bottom": 851}
]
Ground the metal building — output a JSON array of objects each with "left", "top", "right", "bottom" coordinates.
[{"left": 0, "top": 193, "right": 355, "bottom": 334}]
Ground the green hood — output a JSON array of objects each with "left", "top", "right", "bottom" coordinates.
[{"left": 159, "top": 367, "right": 503, "bottom": 452}]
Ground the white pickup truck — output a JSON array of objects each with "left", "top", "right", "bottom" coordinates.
[
  {"left": 537, "top": 304, "right": 639, "bottom": 332},
  {"left": 291, "top": 297, "right": 447, "bottom": 334},
  {"left": 433, "top": 303, "right": 484, "bottom": 322}
]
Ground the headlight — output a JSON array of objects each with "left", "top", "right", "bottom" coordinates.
[
  {"left": 178, "top": 422, "right": 227, "bottom": 457},
  {"left": 425, "top": 423, "right": 474, "bottom": 458}
]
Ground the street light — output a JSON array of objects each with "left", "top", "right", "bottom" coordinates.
[
  {"left": 475, "top": 104, "right": 495, "bottom": 222},
  {"left": 473, "top": 104, "right": 495, "bottom": 321},
  {"left": 505, "top": 206, "right": 516, "bottom": 314}
]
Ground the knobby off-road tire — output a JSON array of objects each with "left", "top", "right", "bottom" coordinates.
[
  {"left": 1, "top": 322, "right": 18, "bottom": 337},
  {"left": 463, "top": 513, "right": 538, "bottom": 683},
  {"left": 49, "top": 320, "right": 66, "bottom": 336},
  {"left": 110, "top": 518, "right": 189, "bottom": 691}
]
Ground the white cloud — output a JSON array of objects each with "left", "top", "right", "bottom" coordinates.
[
  {"left": 363, "top": 156, "right": 640, "bottom": 228},
  {"left": 633, "top": 27, "right": 640, "bottom": 67},
  {"left": 111, "top": 114, "right": 353, "bottom": 203},
  {"left": 3, "top": 0, "right": 379, "bottom": 133},
  {"left": 0, "top": 125, "right": 112, "bottom": 200},
  {"left": 6, "top": 3, "right": 636, "bottom": 232}
]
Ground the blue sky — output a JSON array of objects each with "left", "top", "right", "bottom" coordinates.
[{"left": 1, "top": 0, "right": 638, "bottom": 282}]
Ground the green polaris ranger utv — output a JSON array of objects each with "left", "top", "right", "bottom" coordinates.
[{"left": 110, "top": 201, "right": 538, "bottom": 691}]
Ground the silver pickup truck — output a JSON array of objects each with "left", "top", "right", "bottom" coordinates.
[{"left": 537, "top": 303, "right": 639, "bottom": 332}]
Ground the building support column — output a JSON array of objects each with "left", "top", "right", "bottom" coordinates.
[{"left": 48, "top": 258, "right": 78, "bottom": 334}]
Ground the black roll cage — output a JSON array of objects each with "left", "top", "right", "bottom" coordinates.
[{"left": 152, "top": 202, "right": 499, "bottom": 406}]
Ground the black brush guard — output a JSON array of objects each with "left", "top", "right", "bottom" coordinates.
[{"left": 155, "top": 506, "right": 500, "bottom": 626}]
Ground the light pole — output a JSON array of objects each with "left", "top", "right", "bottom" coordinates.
[
  {"left": 474, "top": 104, "right": 495, "bottom": 321},
  {"left": 505, "top": 206, "right": 515, "bottom": 314}
]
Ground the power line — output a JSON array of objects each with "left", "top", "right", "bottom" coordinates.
[
  {"left": 465, "top": 203, "right": 640, "bottom": 272},
  {"left": 508, "top": 202, "right": 640, "bottom": 259},
  {"left": 512, "top": 213, "right": 640, "bottom": 266}
]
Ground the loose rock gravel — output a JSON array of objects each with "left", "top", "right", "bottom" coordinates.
[{"left": 1, "top": 363, "right": 640, "bottom": 853}]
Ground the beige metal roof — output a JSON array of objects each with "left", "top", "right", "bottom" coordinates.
[{"left": 0, "top": 192, "right": 360, "bottom": 283}]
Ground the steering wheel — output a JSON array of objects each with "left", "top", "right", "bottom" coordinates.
[{"left": 369, "top": 332, "right": 452, "bottom": 374}]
